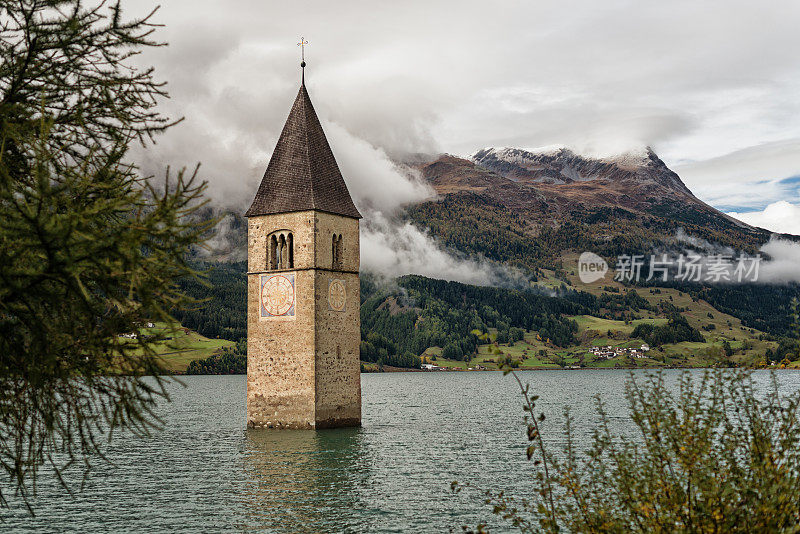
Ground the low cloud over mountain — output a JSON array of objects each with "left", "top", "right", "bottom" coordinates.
[{"left": 728, "top": 201, "right": 800, "bottom": 237}]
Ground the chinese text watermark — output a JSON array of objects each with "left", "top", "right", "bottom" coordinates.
[{"left": 579, "top": 252, "right": 762, "bottom": 284}]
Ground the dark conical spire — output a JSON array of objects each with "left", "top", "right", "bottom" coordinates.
[{"left": 245, "top": 84, "right": 362, "bottom": 219}]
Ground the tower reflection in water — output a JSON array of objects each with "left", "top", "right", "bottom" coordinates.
[{"left": 242, "top": 427, "right": 368, "bottom": 532}]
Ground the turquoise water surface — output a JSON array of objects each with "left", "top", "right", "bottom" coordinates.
[{"left": 5, "top": 370, "right": 800, "bottom": 532}]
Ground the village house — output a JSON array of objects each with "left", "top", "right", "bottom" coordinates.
[{"left": 589, "top": 344, "right": 649, "bottom": 360}]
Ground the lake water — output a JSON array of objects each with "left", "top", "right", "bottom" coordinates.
[{"left": 5, "top": 370, "right": 800, "bottom": 533}]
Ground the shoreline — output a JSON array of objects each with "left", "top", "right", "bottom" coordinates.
[
  {"left": 176, "top": 366, "right": 800, "bottom": 376},
  {"left": 358, "top": 363, "right": 800, "bottom": 374}
]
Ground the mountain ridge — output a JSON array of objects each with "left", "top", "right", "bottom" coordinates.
[
  {"left": 472, "top": 146, "right": 692, "bottom": 194},
  {"left": 412, "top": 147, "right": 779, "bottom": 255},
  {"left": 199, "top": 146, "right": 797, "bottom": 264},
  {"left": 181, "top": 146, "right": 800, "bottom": 372}
]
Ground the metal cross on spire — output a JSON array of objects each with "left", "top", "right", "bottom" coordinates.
[{"left": 297, "top": 37, "right": 308, "bottom": 84}]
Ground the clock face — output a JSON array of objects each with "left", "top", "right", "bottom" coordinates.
[
  {"left": 328, "top": 279, "right": 346, "bottom": 312},
  {"left": 260, "top": 274, "right": 295, "bottom": 318}
]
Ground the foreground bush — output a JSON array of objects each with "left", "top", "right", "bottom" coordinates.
[
  {"left": 457, "top": 370, "right": 800, "bottom": 533},
  {"left": 0, "top": 1, "right": 211, "bottom": 509}
]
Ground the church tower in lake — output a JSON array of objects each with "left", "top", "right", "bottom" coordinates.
[{"left": 244, "top": 60, "right": 362, "bottom": 429}]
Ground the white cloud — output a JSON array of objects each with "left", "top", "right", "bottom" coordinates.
[
  {"left": 320, "top": 130, "right": 527, "bottom": 285},
  {"left": 696, "top": 179, "right": 795, "bottom": 211},
  {"left": 674, "top": 140, "right": 800, "bottom": 208},
  {"left": 118, "top": 0, "right": 800, "bottom": 281},
  {"left": 125, "top": 0, "right": 800, "bottom": 196},
  {"left": 674, "top": 140, "right": 800, "bottom": 186},
  {"left": 360, "top": 210, "right": 528, "bottom": 287},
  {"left": 309, "top": 124, "right": 524, "bottom": 284},
  {"left": 322, "top": 122, "right": 434, "bottom": 213},
  {"left": 759, "top": 238, "right": 800, "bottom": 283},
  {"left": 727, "top": 202, "right": 800, "bottom": 236},
  {"left": 637, "top": 232, "right": 800, "bottom": 284}
]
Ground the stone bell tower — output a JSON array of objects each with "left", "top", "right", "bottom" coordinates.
[{"left": 244, "top": 71, "right": 362, "bottom": 429}]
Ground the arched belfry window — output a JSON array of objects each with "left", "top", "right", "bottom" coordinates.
[
  {"left": 278, "top": 234, "right": 286, "bottom": 268},
  {"left": 267, "top": 230, "right": 294, "bottom": 270},
  {"left": 287, "top": 233, "right": 294, "bottom": 268},
  {"left": 332, "top": 233, "right": 343, "bottom": 270},
  {"left": 268, "top": 235, "right": 278, "bottom": 270}
]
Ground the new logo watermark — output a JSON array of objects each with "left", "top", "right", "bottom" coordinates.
[{"left": 578, "top": 252, "right": 609, "bottom": 283}]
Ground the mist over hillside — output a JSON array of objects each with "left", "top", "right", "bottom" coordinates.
[
  {"left": 182, "top": 145, "right": 800, "bottom": 372},
  {"left": 197, "top": 145, "right": 800, "bottom": 287}
]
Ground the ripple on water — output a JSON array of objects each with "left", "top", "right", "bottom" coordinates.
[{"left": 4, "top": 370, "right": 800, "bottom": 533}]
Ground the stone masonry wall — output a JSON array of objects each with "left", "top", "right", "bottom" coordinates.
[
  {"left": 247, "top": 210, "right": 361, "bottom": 429},
  {"left": 247, "top": 212, "right": 315, "bottom": 428},
  {"left": 313, "top": 213, "right": 361, "bottom": 427}
]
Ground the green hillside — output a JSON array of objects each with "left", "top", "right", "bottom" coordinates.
[
  {"left": 179, "top": 148, "right": 800, "bottom": 372},
  {"left": 171, "top": 261, "right": 796, "bottom": 373},
  {"left": 405, "top": 194, "right": 800, "bottom": 339},
  {"left": 361, "top": 274, "right": 781, "bottom": 370},
  {"left": 127, "top": 322, "right": 235, "bottom": 373}
]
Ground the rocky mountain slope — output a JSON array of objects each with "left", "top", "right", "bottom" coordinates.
[
  {"left": 202, "top": 146, "right": 790, "bottom": 268},
  {"left": 407, "top": 147, "right": 785, "bottom": 272},
  {"left": 181, "top": 147, "right": 799, "bottom": 370},
  {"left": 473, "top": 147, "right": 692, "bottom": 193},
  {"left": 435, "top": 147, "right": 763, "bottom": 231}
]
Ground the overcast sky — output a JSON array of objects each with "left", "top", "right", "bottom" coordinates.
[{"left": 128, "top": 0, "right": 800, "bottom": 235}]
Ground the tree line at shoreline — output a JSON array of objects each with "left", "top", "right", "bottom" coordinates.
[{"left": 183, "top": 267, "right": 787, "bottom": 374}]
